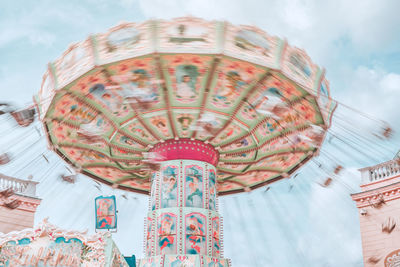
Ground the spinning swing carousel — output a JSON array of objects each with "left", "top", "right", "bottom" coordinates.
[{"left": 35, "top": 17, "right": 336, "bottom": 266}]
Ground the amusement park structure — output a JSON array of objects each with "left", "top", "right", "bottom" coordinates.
[
  {"left": 0, "top": 174, "right": 40, "bottom": 234},
  {"left": 352, "top": 154, "right": 400, "bottom": 266},
  {"left": 2, "top": 17, "right": 337, "bottom": 266}
]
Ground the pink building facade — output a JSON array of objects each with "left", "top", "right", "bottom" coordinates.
[
  {"left": 352, "top": 158, "right": 400, "bottom": 266},
  {"left": 0, "top": 174, "right": 41, "bottom": 234}
]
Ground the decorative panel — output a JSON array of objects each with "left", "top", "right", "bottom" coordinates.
[
  {"left": 185, "top": 165, "right": 204, "bottom": 208},
  {"left": 95, "top": 195, "right": 117, "bottom": 230},
  {"left": 185, "top": 212, "right": 207, "bottom": 255},
  {"left": 161, "top": 165, "right": 179, "bottom": 208},
  {"left": 157, "top": 212, "right": 177, "bottom": 255}
]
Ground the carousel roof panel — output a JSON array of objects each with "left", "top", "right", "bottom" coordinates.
[{"left": 37, "top": 17, "right": 335, "bottom": 195}]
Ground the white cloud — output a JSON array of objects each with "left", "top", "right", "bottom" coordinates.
[
  {"left": 340, "top": 66, "right": 400, "bottom": 126},
  {"left": 137, "top": 0, "right": 400, "bottom": 64},
  {"left": 280, "top": 0, "right": 314, "bottom": 31},
  {"left": 301, "top": 168, "right": 363, "bottom": 266},
  {"left": 0, "top": 2, "right": 94, "bottom": 48}
]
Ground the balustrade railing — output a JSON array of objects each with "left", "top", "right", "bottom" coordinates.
[
  {"left": 360, "top": 159, "right": 400, "bottom": 184},
  {"left": 0, "top": 173, "right": 38, "bottom": 197}
]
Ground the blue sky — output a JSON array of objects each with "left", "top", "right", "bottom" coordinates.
[{"left": 1, "top": 1, "right": 400, "bottom": 266}]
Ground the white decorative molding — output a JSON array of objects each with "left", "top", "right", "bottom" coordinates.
[
  {"left": 359, "top": 159, "right": 400, "bottom": 185},
  {"left": 0, "top": 173, "right": 39, "bottom": 198}
]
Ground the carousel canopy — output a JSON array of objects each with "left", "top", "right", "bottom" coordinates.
[{"left": 35, "top": 17, "right": 336, "bottom": 195}]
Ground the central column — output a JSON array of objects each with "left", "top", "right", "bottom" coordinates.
[{"left": 139, "top": 139, "right": 230, "bottom": 267}]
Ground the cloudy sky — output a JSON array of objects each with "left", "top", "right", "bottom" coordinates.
[{"left": 1, "top": 0, "right": 400, "bottom": 266}]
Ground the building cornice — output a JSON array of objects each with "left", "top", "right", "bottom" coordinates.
[
  {"left": 1, "top": 194, "right": 41, "bottom": 212},
  {"left": 351, "top": 181, "right": 400, "bottom": 208}
]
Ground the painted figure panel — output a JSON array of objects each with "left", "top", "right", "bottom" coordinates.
[
  {"left": 175, "top": 64, "right": 199, "bottom": 103},
  {"left": 217, "top": 161, "right": 249, "bottom": 173},
  {"left": 166, "top": 23, "right": 210, "bottom": 46},
  {"left": 224, "top": 23, "right": 280, "bottom": 68},
  {"left": 185, "top": 213, "right": 206, "bottom": 255},
  {"left": 106, "top": 57, "right": 162, "bottom": 104},
  {"left": 106, "top": 26, "right": 140, "bottom": 51},
  {"left": 97, "top": 22, "right": 153, "bottom": 64},
  {"left": 157, "top": 213, "right": 177, "bottom": 254},
  {"left": 161, "top": 165, "right": 178, "bottom": 208},
  {"left": 51, "top": 94, "right": 96, "bottom": 123},
  {"left": 158, "top": 17, "right": 217, "bottom": 52},
  {"left": 125, "top": 119, "right": 157, "bottom": 144},
  {"left": 113, "top": 134, "right": 146, "bottom": 151},
  {"left": 95, "top": 196, "right": 117, "bottom": 230},
  {"left": 258, "top": 129, "right": 312, "bottom": 156},
  {"left": 289, "top": 52, "right": 311, "bottom": 78},
  {"left": 211, "top": 71, "right": 247, "bottom": 109},
  {"left": 250, "top": 151, "right": 305, "bottom": 171},
  {"left": 109, "top": 68, "right": 160, "bottom": 104},
  {"left": 245, "top": 86, "right": 287, "bottom": 120},
  {"left": 54, "top": 39, "right": 94, "bottom": 89},
  {"left": 209, "top": 58, "right": 265, "bottom": 110},
  {"left": 221, "top": 136, "right": 256, "bottom": 152},
  {"left": 212, "top": 123, "right": 243, "bottom": 145},
  {"left": 162, "top": 54, "right": 213, "bottom": 105},
  {"left": 236, "top": 74, "right": 305, "bottom": 127},
  {"left": 71, "top": 57, "right": 163, "bottom": 119},
  {"left": 121, "top": 178, "right": 151, "bottom": 191},
  {"left": 235, "top": 29, "right": 270, "bottom": 56},
  {"left": 175, "top": 112, "right": 196, "bottom": 137},
  {"left": 50, "top": 122, "right": 98, "bottom": 149},
  {"left": 195, "top": 112, "right": 225, "bottom": 141},
  {"left": 62, "top": 147, "right": 111, "bottom": 165},
  {"left": 282, "top": 46, "right": 318, "bottom": 90},
  {"left": 255, "top": 119, "right": 282, "bottom": 138},
  {"left": 88, "top": 83, "right": 129, "bottom": 117},
  {"left": 86, "top": 166, "right": 145, "bottom": 186},
  {"left": 148, "top": 115, "right": 171, "bottom": 138},
  {"left": 185, "top": 165, "right": 204, "bottom": 208}
]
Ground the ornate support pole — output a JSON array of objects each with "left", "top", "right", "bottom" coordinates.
[{"left": 138, "top": 139, "right": 230, "bottom": 267}]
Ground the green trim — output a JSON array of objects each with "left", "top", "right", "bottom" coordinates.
[
  {"left": 217, "top": 166, "right": 282, "bottom": 174},
  {"left": 49, "top": 62, "right": 58, "bottom": 89},
  {"left": 90, "top": 35, "right": 100, "bottom": 65},
  {"left": 220, "top": 147, "right": 314, "bottom": 164},
  {"left": 313, "top": 67, "right": 324, "bottom": 94}
]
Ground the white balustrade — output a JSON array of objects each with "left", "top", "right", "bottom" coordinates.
[
  {"left": 359, "top": 159, "right": 400, "bottom": 184},
  {"left": 0, "top": 174, "right": 38, "bottom": 197}
]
